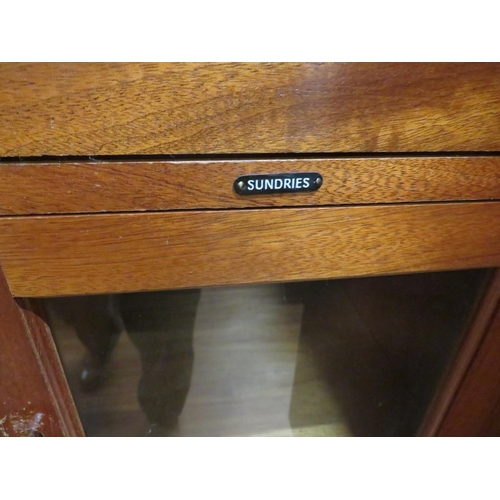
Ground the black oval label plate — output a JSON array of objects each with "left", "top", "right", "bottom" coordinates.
[{"left": 234, "top": 172, "right": 323, "bottom": 196}]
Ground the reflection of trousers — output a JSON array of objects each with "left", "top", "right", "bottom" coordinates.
[{"left": 53, "top": 290, "right": 200, "bottom": 427}]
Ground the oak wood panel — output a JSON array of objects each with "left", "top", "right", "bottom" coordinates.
[
  {"left": 0, "top": 266, "right": 84, "bottom": 436},
  {"left": 2, "top": 156, "right": 500, "bottom": 215},
  {"left": 1, "top": 203, "right": 500, "bottom": 298},
  {"left": 2, "top": 63, "right": 500, "bottom": 157}
]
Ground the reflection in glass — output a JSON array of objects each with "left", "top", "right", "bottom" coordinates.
[{"left": 46, "top": 269, "right": 489, "bottom": 436}]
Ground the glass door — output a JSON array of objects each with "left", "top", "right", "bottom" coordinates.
[{"left": 45, "top": 268, "right": 490, "bottom": 436}]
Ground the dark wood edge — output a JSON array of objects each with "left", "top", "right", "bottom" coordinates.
[
  {"left": 418, "top": 268, "right": 500, "bottom": 436},
  {"left": 17, "top": 298, "right": 85, "bottom": 437}
]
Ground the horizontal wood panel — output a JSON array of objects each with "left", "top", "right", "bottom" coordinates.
[
  {"left": 2, "top": 156, "right": 500, "bottom": 215},
  {"left": 1, "top": 203, "right": 500, "bottom": 297},
  {"left": 2, "top": 63, "right": 500, "bottom": 156}
]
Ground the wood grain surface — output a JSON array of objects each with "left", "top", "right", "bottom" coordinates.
[
  {"left": 2, "top": 63, "right": 500, "bottom": 156},
  {"left": 1, "top": 202, "right": 500, "bottom": 298},
  {"left": 2, "top": 156, "right": 500, "bottom": 215},
  {"left": 0, "top": 266, "right": 84, "bottom": 436}
]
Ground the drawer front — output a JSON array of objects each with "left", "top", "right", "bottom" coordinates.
[{"left": 2, "top": 156, "right": 500, "bottom": 215}]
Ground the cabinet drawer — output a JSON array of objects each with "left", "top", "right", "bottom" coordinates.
[{"left": 1, "top": 156, "right": 500, "bottom": 215}]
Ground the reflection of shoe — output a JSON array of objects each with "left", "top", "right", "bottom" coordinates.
[
  {"left": 79, "top": 353, "right": 112, "bottom": 391},
  {"left": 79, "top": 330, "right": 121, "bottom": 392},
  {"left": 148, "top": 420, "right": 180, "bottom": 437}
]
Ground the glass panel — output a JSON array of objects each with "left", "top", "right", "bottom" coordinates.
[{"left": 45, "top": 269, "right": 490, "bottom": 436}]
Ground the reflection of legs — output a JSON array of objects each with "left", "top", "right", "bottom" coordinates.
[
  {"left": 119, "top": 289, "right": 200, "bottom": 430},
  {"left": 47, "top": 295, "right": 122, "bottom": 390}
]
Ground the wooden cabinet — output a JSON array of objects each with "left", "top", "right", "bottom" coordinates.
[{"left": 1, "top": 63, "right": 500, "bottom": 436}]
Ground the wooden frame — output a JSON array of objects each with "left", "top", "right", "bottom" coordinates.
[
  {"left": 2, "top": 202, "right": 500, "bottom": 298},
  {"left": 2, "top": 201, "right": 500, "bottom": 437},
  {"left": 0, "top": 267, "right": 83, "bottom": 436}
]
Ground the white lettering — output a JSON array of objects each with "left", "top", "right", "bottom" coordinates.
[{"left": 240, "top": 175, "right": 316, "bottom": 194}]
